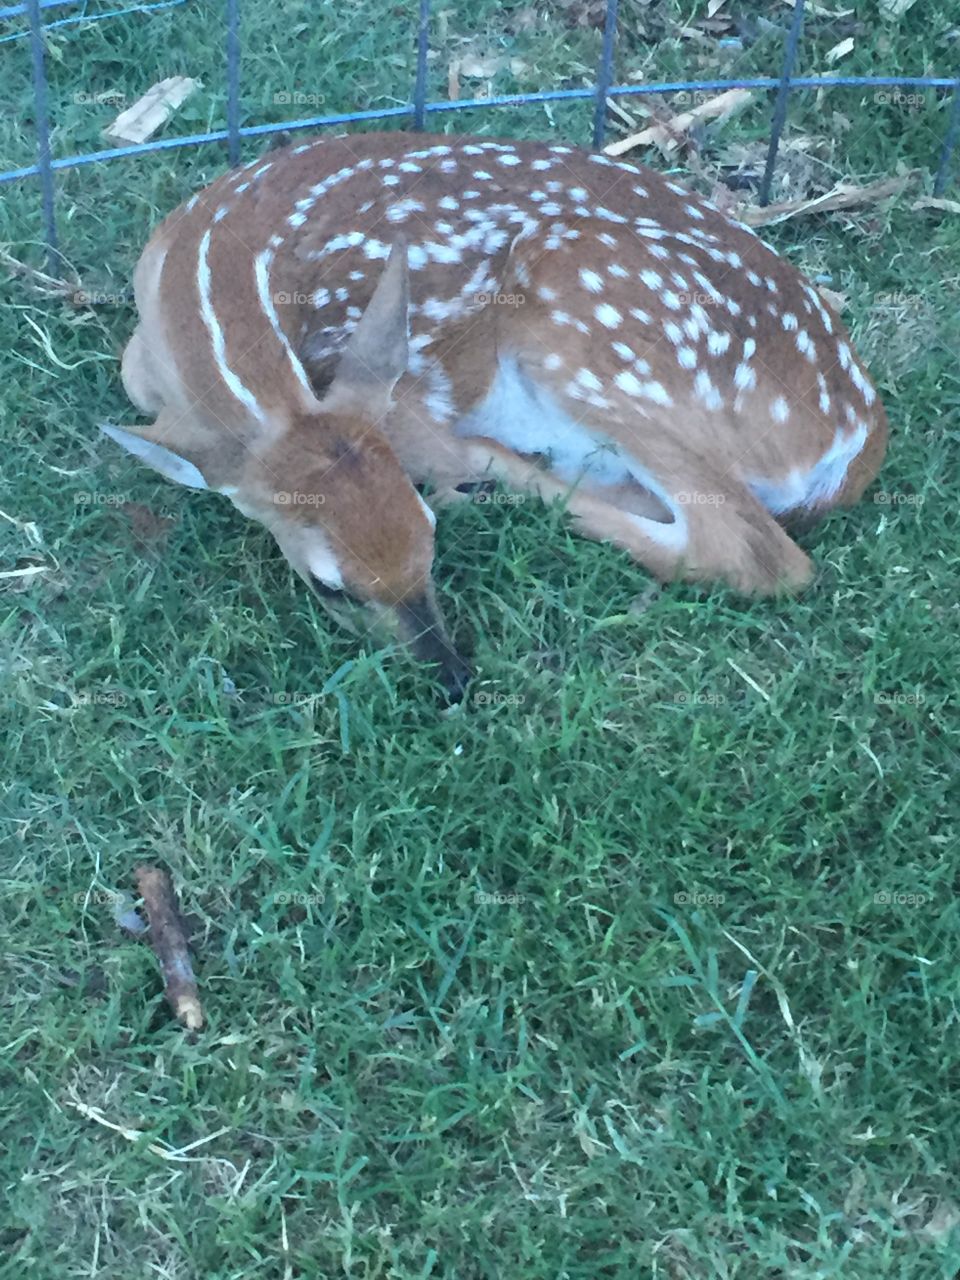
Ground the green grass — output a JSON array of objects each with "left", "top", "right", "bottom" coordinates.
[{"left": 2, "top": 1, "right": 960, "bottom": 1275}]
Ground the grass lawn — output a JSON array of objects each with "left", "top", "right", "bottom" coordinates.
[{"left": 2, "top": 0, "right": 960, "bottom": 1275}]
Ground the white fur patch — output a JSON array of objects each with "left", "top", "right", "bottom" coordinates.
[{"left": 747, "top": 423, "right": 868, "bottom": 514}]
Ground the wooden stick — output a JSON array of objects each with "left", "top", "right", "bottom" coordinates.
[{"left": 135, "top": 865, "right": 203, "bottom": 1030}]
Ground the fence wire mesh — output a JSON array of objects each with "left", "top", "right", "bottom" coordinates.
[{"left": 5, "top": 0, "right": 960, "bottom": 263}]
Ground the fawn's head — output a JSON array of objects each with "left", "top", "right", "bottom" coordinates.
[{"left": 104, "top": 243, "right": 471, "bottom": 701}]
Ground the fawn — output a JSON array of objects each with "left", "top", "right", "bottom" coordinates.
[{"left": 108, "top": 131, "right": 888, "bottom": 697}]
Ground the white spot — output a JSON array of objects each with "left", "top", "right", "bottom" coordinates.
[
  {"left": 615, "top": 371, "right": 672, "bottom": 405},
  {"left": 771, "top": 396, "right": 790, "bottom": 423},
  {"left": 677, "top": 346, "right": 697, "bottom": 370},
  {"left": 695, "top": 370, "right": 723, "bottom": 411},
  {"left": 707, "top": 331, "right": 731, "bottom": 356},
  {"left": 849, "top": 362, "right": 876, "bottom": 405},
  {"left": 362, "top": 239, "right": 391, "bottom": 260},
  {"left": 796, "top": 330, "right": 816, "bottom": 362},
  {"left": 781, "top": 312, "right": 798, "bottom": 332},
  {"left": 580, "top": 268, "right": 604, "bottom": 293},
  {"left": 612, "top": 342, "right": 635, "bottom": 362},
  {"left": 595, "top": 303, "right": 622, "bottom": 329}
]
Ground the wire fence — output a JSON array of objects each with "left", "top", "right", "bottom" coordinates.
[{"left": 6, "top": 0, "right": 960, "bottom": 265}]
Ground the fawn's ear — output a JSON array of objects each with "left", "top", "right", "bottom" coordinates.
[
  {"left": 328, "top": 240, "right": 409, "bottom": 406},
  {"left": 101, "top": 423, "right": 212, "bottom": 489}
]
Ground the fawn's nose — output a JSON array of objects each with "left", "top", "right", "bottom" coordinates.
[{"left": 398, "top": 593, "right": 472, "bottom": 704}]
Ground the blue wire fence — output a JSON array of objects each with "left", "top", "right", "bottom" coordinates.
[{"left": 6, "top": 0, "right": 960, "bottom": 267}]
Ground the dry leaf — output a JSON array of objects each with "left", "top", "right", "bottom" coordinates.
[
  {"left": 605, "top": 88, "right": 752, "bottom": 157},
  {"left": 458, "top": 52, "right": 508, "bottom": 78},
  {"left": 825, "top": 37, "right": 855, "bottom": 63},
  {"left": 707, "top": 0, "right": 729, "bottom": 13},
  {"left": 738, "top": 174, "right": 914, "bottom": 227},
  {"left": 447, "top": 61, "right": 460, "bottom": 101},
  {"left": 782, "top": 0, "right": 853, "bottom": 14},
  {"left": 817, "top": 285, "right": 848, "bottom": 312},
  {"left": 104, "top": 76, "right": 200, "bottom": 145},
  {"left": 913, "top": 196, "right": 960, "bottom": 215},
  {"left": 879, "top": 0, "right": 918, "bottom": 16}
]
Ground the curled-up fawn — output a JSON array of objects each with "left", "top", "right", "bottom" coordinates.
[{"left": 109, "top": 132, "right": 887, "bottom": 698}]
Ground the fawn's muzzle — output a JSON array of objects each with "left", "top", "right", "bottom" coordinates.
[{"left": 398, "top": 593, "right": 472, "bottom": 703}]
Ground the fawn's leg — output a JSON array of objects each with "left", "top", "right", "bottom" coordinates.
[{"left": 459, "top": 438, "right": 813, "bottom": 595}]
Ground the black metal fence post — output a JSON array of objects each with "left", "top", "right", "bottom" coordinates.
[
  {"left": 413, "top": 0, "right": 431, "bottom": 131},
  {"left": 759, "top": 0, "right": 806, "bottom": 207},
  {"left": 226, "top": 0, "right": 241, "bottom": 166},
  {"left": 26, "top": 0, "right": 59, "bottom": 269},
  {"left": 592, "top": 0, "right": 620, "bottom": 149}
]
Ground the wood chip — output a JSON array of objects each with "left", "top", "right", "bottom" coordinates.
[
  {"left": 817, "top": 285, "right": 848, "bottom": 312},
  {"left": 782, "top": 0, "right": 853, "bottom": 15},
  {"left": 737, "top": 173, "right": 914, "bottom": 227},
  {"left": 104, "top": 76, "right": 200, "bottom": 146},
  {"left": 605, "top": 88, "right": 753, "bottom": 157},
  {"left": 135, "top": 864, "right": 203, "bottom": 1030},
  {"left": 825, "top": 37, "right": 855, "bottom": 64},
  {"left": 913, "top": 196, "right": 960, "bottom": 215}
]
